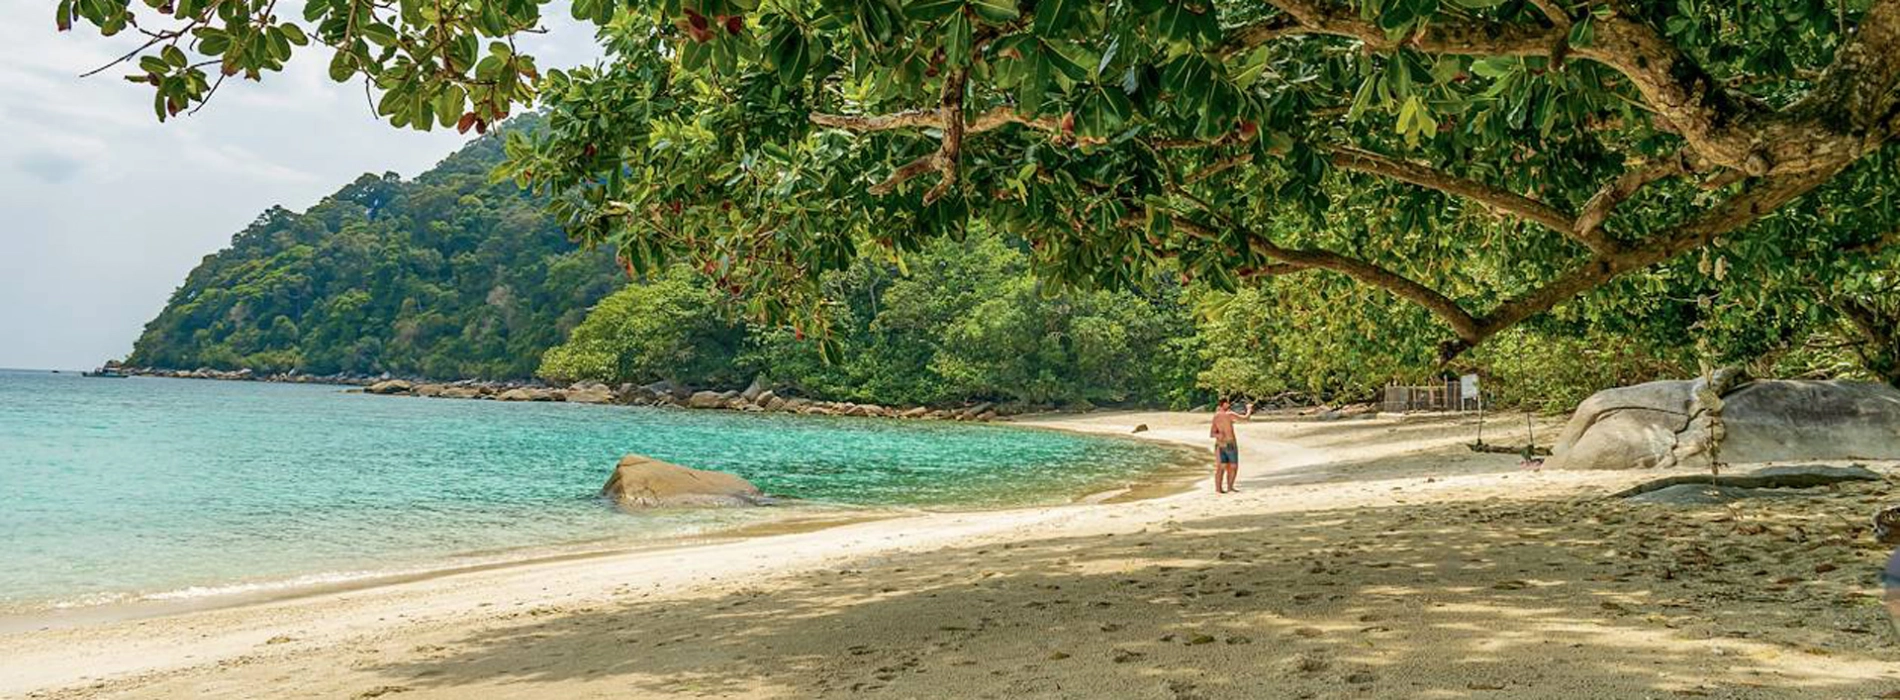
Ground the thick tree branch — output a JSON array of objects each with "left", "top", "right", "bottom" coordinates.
[
  {"left": 923, "top": 69, "right": 968, "bottom": 205},
  {"left": 1442, "top": 169, "right": 1839, "bottom": 359},
  {"left": 1169, "top": 215, "right": 1485, "bottom": 343},
  {"left": 809, "top": 109, "right": 942, "bottom": 132},
  {"left": 1329, "top": 147, "right": 1584, "bottom": 246},
  {"left": 1237, "top": 0, "right": 1900, "bottom": 179},
  {"left": 968, "top": 107, "right": 1061, "bottom": 134},
  {"left": 1835, "top": 296, "right": 1900, "bottom": 387},
  {"left": 1573, "top": 151, "right": 1701, "bottom": 244},
  {"left": 869, "top": 154, "right": 940, "bottom": 195}
]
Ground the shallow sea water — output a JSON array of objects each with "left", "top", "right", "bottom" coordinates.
[{"left": 0, "top": 370, "right": 1176, "bottom": 612}]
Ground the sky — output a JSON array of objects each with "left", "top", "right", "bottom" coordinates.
[{"left": 0, "top": 7, "right": 600, "bottom": 371}]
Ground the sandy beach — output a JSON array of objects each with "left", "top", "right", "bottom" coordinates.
[{"left": 5, "top": 411, "right": 1897, "bottom": 699}]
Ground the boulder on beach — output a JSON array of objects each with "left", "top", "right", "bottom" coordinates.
[
  {"left": 439, "top": 386, "right": 483, "bottom": 399},
  {"left": 497, "top": 387, "right": 562, "bottom": 402},
  {"left": 687, "top": 390, "right": 725, "bottom": 409},
  {"left": 365, "top": 379, "right": 413, "bottom": 395},
  {"left": 740, "top": 375, "right": 768, "bottom": 403},
  {"left": 566, "top": 382, "right": 616, "bottom": 404},
  {"left": 600, "top": 454, "right": 765, "bottom": 508},
  {"left": 1548, "top": 378, "right": 1900, "bottom": 470}
]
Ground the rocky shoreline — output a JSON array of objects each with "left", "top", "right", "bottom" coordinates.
[{"left": 121, "top": 367, "right": 1007, "bottom": 422}]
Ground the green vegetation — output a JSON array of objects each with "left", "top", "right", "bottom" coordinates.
[
  {"left": 88, "top": 0, "right": 1899, "bottom": 399},
  {"left": 128, "top": 116, "right": 623, "bottom": 378},
  {"left": 540, "top": 235, "right": 1201, "bottom": 407}
]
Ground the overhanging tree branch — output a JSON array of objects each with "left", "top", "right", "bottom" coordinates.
[
  {"left": 1237, "top": 0, "right": 1900, "bottom": 179},
  {"left": 1167, "top": 214, "right": 1485, "bottom": 343},
  {"left": 1328, "top": 146, "right": 1581, "bottom": 243},
  {"left": 1572, "top": 151, "right": 1702, "bottom": 245},
  {"left": 1443, "top": 169, "right": 1840, "bottom": 359}
]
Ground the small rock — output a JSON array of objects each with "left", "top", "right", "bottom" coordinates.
[{"left": 1345, "top": 671, "right": 1377, "bottom": 684}]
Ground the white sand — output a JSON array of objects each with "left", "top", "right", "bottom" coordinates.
[{"left": 4, "top": 411, "right": 1897, "bottom": 699}]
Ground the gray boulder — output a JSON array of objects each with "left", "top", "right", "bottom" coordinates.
[
  {"left": 600, "top": 455, "right": 765, "bottom": 508},
  {"left": 687, "top": 390, "right": 725, "bottom": 409},
  {"left": 1549, "top": 379, "right": 1900, "bottom": 470},
  {"left": 740, "top": 375, "right": 768, "bottom": 403}
]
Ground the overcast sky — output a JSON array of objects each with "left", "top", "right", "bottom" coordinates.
[{"left": 0, "top": 8, "right": 600, "bottom": 370}]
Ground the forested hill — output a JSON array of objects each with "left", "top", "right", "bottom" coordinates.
[{"left": 127, "top": 115, "right": 621, "bottom": 379}]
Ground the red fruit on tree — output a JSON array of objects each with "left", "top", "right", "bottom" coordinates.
[{"left": 725, "top": 15, "right": 744, "bottom": 35}]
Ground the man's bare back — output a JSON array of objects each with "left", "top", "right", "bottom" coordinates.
[{"left": 1209, "top": 400, "right": 1252, "bottom": 494}]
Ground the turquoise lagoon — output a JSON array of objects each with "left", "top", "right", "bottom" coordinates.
[{"left": 0, "top": 369, "right": 1176, "bottom": 613}]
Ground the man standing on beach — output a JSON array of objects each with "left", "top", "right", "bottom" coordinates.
[{"left": 1210, "top": 399, "right": 1253, "bottom": 494}]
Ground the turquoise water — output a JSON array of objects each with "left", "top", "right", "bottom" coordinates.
[{"left": 0, "top": 369, "right": 1174, "bottom": 612}]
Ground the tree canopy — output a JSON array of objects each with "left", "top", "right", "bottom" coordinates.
[{"left": 65, "top": 0, "right": 1899, "bottom": 380}]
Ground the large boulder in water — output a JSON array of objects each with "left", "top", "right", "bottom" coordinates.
[
  {"left": 600, "top": 455, "right": 764, "bottom": 508},
  {"left": 1548, "top": 379, "right": 1900, "bottom": 470}
]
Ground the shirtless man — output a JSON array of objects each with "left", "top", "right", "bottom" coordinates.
[{"left": 1209, "top": 399, "right": 1253, "bottom": 494}]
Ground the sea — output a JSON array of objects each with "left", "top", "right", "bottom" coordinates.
[{"left": 0, "top": 369, "right": 1177, "bottom": 617}]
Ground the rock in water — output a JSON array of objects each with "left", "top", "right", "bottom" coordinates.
[
  {"left": 565, "top": 382, "right": 615, "bottom": 404},
  {"left": 365, "top": 379, "right": 413, "bottom": 395},
  {"left": 1548, "top": 379, "right": 1900, "bottom": 470},
  {"left": 687, "top": 390, "right": 725, "bottom": 409},
  {"left": 600, "top": 455, "right": 764, "bottom": 508}
]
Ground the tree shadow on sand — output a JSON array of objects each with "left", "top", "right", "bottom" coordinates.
[{"left": 360, "top": 478, "right": 1900, "bottom": 699}]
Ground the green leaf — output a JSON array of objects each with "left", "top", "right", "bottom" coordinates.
[
  {"left": 361, "top": 23, "right": 398, "bottom": 47},
  {"left": 1469, "top": 56, "right": 1517, "bottom": 79},
  {"left": 327, "top": 50, "right": 356, "bottom": 82},
  {"left": 944, "top": 12, "right": 972, "bottom": 66},
  {"left": 768, "top": 25, "right": 811, "bottom": 83},
  {"left": 433, "top": 84, "right": 465, "bottom": 127},
  {"left": 968, "top": 0, "right": 1019, "bottom": 24},
  {"left": 1075, "top": 86, "right": 1132, "bottom": 138},
  {"left": 279, "top": 23, "right": 308, "bottom": 46},
  {"left": 1034, "top": 0, "right": 1077, "bottom": 35},
  {"left": 903, "top": 0, "right": 962, "bottom": 21}
]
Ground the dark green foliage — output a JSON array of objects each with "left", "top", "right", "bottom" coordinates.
[
  {"left": 540, "top": 235, "right": 1205, "bottom": 408},
  {"left": 128, "top": 116, "right": 622, "bottom": 379}
]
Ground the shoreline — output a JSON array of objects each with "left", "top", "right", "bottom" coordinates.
[
  {"left": 0, "top": 415, "right": 1209, "bottom": 635},
  {"left": 9, "top": 411, "right": 1893, "bottom": 698}
]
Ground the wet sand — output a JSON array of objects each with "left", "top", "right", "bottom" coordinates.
[{"left": 5, "top": 411, "right": 1897, "bottom": 699}]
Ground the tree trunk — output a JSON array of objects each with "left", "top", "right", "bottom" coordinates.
[{"left": 1837, "top": 297, "right": 1900, "bottom": 388}]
